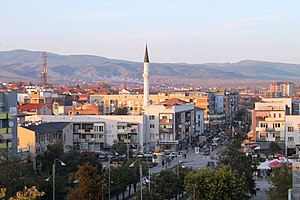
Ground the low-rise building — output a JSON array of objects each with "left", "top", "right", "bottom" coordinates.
[{"left": 18, "top": 122, "right": 73, "bottom": 169}]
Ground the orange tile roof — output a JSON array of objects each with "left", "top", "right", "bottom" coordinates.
[
  {"left": 19, "top": 103, "right": 44, "bottom": 111},
  {"left": 160, "top": 98, "right": 188, "bottom": 105}
]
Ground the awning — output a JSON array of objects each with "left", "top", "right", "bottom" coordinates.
[
  {"left": 257, "top": 161, "right": 271, "bottom": 170},
  {"left": 269, "top": 159, "right": 282, "bottom": 168},
  {"left": 254, "top": 146, "right": 261, "bottom": 150}
]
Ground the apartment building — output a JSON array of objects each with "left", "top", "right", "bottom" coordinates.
[
  {"left": 270, "top": 82, "right": 295, "bottom": 97},
  {"left": 25, "top": 115, "right": 144, "bottom": 152},
  {"left": 285, "top": 116, "right": 300, "bottom": 155},
  {"left": 18, "top": 122, "right": 73, "bottom": 169},
  {"left": 251, "top": 98, "right": 297, "bottom": 142},
  {"left": 144, "top": 98, "right": 196, "bottom": 151},
  {"left": 0, "top": 92, "right": 18, "bottom": 155}
]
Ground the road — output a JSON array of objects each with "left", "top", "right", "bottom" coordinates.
[{"left": 111, "top": 145, "right": 227, "bottom": 199}]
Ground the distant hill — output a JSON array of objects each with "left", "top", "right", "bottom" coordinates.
[{"left": 0, "top": 49, "right": 299, "bottom": 83}]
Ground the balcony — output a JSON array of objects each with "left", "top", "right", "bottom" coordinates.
[
  {"left": 159, "top": 128, "right": 172, "bottom": 134},
  {"left": 0, "top": 127, "right": 12, "bottom": 134},
  {"left": 159, "top": 119, "right": 173, "bottom": 125},
  {"left": 0, "top": 112, "right": 11, "bottom": 120},
  {"left": 157, "top": 140, "right": 179, "bottom": 145}
]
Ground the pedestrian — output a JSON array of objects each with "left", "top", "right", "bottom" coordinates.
[{"left": 162, "top": 159, "right": 165, "bottom": 168}]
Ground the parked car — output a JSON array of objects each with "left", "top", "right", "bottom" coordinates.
[{"left": 99, "top": 153, "right": 108, "bottom": 159}]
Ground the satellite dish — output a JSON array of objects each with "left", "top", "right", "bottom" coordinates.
[{"left": 9, "top": 121, "right": 14, "bottom": 127}]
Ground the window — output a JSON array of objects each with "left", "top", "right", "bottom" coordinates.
[
  {"left": 150, "top": 133, "right": 155, "bottom": 140},
  {"left": 279, "top": 113, "right": 282, "bottom": 118},
  {"left": 150, "top": 124, "right": 155, "bottom": 128},
  {"left": 288, "top": 127, "right": 294, "bottom": 132},
  {"left": 273, "top": 123, "right": 280, "bottom": 128},
  {"left": 260, "top": 123, "right": 268, "bottom": 128},
  {"left": 273, "top": 113, "right": 276, "bottom": 118},
  {"left": 288, "top": 137, "right": 294, "bottom": 142},
  {"left": 149, "top": 115, "right": 155, "bottom": 120}
]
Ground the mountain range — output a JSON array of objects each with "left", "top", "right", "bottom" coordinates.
[{"left": 0, "top": 49, "right": 299, "bottom": 84}]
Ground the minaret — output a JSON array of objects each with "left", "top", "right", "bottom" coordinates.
[{"left": 143, "top": 45, "right": 150, "bottom": 108}]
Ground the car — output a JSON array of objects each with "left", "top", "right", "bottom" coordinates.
[
  {"left": 99, "top": 153, "right": 108, "bottom": 159},
  {"left": 133, "top": 153, "right": 144, "bottom": 158},
  {"left": 203, "top": 151, "right": 210, "bottom": 156},
  {"left": 144, "top": 152, "right": 153, "bottom": 158},
  {"left": 207, "top": 161, "right": 215, "bottom": 167}
]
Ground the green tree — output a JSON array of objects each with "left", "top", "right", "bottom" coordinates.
[
  {"left": 0, "top": 158, "right": 34, "bottom": 198},
  {"left": 39, "top": 143, "right": 64, "bottom": 172},
  {"left": 151, "top": 169, "right": 180, "bottom": 199},
  {"left": 221, "top": 136, "right": 256, "bottom": 198},
  {"left": 268, "top": 142, "right": 282, "bottom": 155},
  {"left": 110, "top": 142, "right": 127, "bottom": 156},
  {"left": 135, "top": 188, "right": 162, "bottom": 200},
  {"left": 185, "top": 165, "right": 247, "bottom": 200},
  {"left": 68, "top": 163, "right": 104, "bottom": 200},
  {"left": 268, "top": 164, "right": 292, "bottom": 200}
]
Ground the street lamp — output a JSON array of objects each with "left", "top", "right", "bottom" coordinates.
[
  {"left": 52, "top": 159, "right": 66, "bottom": 200},
  {"left": 129, "top": 159, "right": 143, "bottom": 200}
]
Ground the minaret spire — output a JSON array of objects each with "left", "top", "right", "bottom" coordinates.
[
  {"left": 143, "top": 44, "right": 150, "bottom": 108},
  {"left": 144, "top": 44, "right": 149, "bottom": 63}
]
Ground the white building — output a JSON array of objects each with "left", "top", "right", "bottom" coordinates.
[
  {"left": 144, "top": 98, "right": 196, "bottom": 151},
  {"left": 285, "top": 116, "right": 300, "bottom": 155},
  {"left": 25, "top": 115, "right": 144, "bottom": 152},
  {"left": 252, "top": 99, "right": 288, "bottom": 142}
]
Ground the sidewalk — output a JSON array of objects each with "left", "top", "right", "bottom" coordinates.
[{"left": 251, "top": 177, "right": 272, "bottom": 200}]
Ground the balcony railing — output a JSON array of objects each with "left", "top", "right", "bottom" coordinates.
[
  {"left": 0, "top": 112, "right": 11, "bottom": 120},
  {"left": 0, "top": 127, "right": 12, "bottom": 134},
  {"left": 159, "top": 119, "right": 173, "bottom": 125}
]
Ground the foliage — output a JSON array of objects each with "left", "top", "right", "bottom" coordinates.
[
  {"left": 151, "top": 169, "right": 180, "bottom": 199},
  {"left": 135, "top": 188, "right": 162, "bottom": 200},
  {"left": 185, "top": 165, "right": 247, "bottom": 200},
  {"left": 221, "top": 135, "right": 256, "bottom": 198},
  {"left": 61, "top": 150, "right": 102, "bottom": 174},
  {"left": 0, "top": 158, "right": 34, "bottom": 198},
  {"left": 110, "top": 142, "right": 127, "bottom": 156},
  {"left": 0, "top": 188, "right": 6, "bottom": 198},
  {"left": 39, "top": 143, "right": 64, "bottom": 172},
  {"left": 268, "top": 164, "right": 292, "bottom": 200},
  {"left": 68, "top": 163, "right": 104, "bottom": 200},
  {"left": 235, "top": 108, "right": 247, "bottom": 121},
  {"left": 9, "top": 186, "right": 44, "bottom": 200},
  {"left": 268, "top": 142, "right": 282, "bottom": 155}
]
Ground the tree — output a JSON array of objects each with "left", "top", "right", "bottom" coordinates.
[
  {"left": 221, "top": 136, "right": 256, "bottom": 198},
  {"left": 68, "top": 163, "right": 104, "bottom": 200},
  {"left": 9, "top": 186, "right": 45, "bottom": 200},
  {"left": 39, "top": 143, "right": 64, "bottom": 172},
  {"left": 268, "top": 164, "right": 292, "bottom": 200},
  {"left": 0, "top": 158, "right": 34, "bottom": 198},
  {"left": 185, "top": 165, "right": 247, "bottom": 200},
  {"left": 135, "top": 188, "right": 162, "bottom": 200},
  {"left": 151, "top": 169, "right": 180, "bottom": 199},
  {"left": 268, "top": 142, "right": 282, "bottom": 155},
  {"left": 110, "top": 142, "right": 127, "bottom": 156},
  {"left": 0, "top": 188, "right": 6, "bottom": 198}
]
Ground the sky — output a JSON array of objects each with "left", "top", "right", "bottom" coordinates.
[{"left": 1, "top": 0, "right": 300, "bottom": 64}]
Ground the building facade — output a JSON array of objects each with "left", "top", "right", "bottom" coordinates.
[{"left": 0, "top": 92, "right": 18, "bottom": 155}]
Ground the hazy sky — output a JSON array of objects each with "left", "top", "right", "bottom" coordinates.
[{"left": 1, "top": 0, "right": 300, "bottom": 64}]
